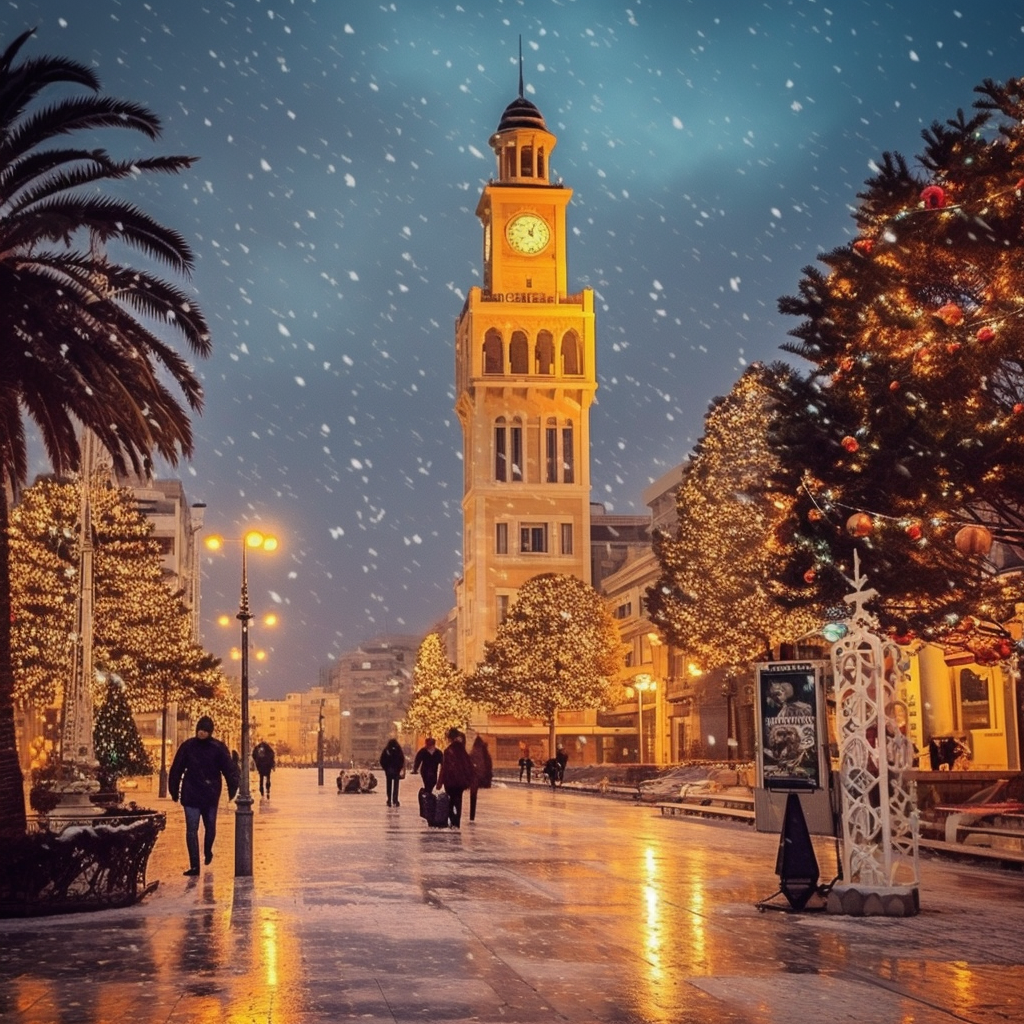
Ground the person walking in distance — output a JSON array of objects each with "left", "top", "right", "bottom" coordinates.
[
  {"left": 437, "top": 728, "right": 475, "bottom": 829},
  {"left": 518, "top": 754, "right": 534, "bottom": 783},
  {"left": 252, "top": 740, "right": 276, "bottom": 799},
  {"left": 380, "top": 737, "right": 406, "bottom": 807},
  {"left": 468, "top": 734, "right": 493, "bottom": 822},
  {"left": 168, "top": 715, "right": 239, "bottom": 876},
  {"left": 412, "top": 736, "right": 442, "bottom": 793}
]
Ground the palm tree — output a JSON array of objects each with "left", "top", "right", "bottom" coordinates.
[{"left": 0, "top": 29, "right": 211, "bottom": 837}]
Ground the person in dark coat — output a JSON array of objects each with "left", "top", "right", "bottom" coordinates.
[
  {"left": 518, "top": 755, "right": 534, "bottom": 783},
  {"left": 468, "top": 735, "right": 493, "bottom": 822},
  {"left": 379, "top": 737, "right": 406, "bottom": 807},
  {"left": 252, "top": 740, "right": 276, "bottom": 798},
  {"left": 412, "top": 737, "right": 443, "bottom": 792},
  {"left": 169, "top": 715, "right": 239, "bottom": 876},
  {"left": 437, "top": 728, "right": 474, "bottom": 829}
]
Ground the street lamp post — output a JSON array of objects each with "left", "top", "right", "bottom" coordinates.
[
  {"left": 634, "top": 674, "right": 656, "bottom": 764},
  {"left": 206, "top": 530, "right": 278, "bottom": 877},
  {"left": 317, "top": 700, "right": 325, "bottom": 787}
]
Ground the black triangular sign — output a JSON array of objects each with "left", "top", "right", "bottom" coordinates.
[{"left": 778, "top": 792, "right": 820, "bottom": 910}]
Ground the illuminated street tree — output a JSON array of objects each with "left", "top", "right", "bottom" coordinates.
[
  {"left": 647, "top": 364, "right": 821, "bottom": 672},
  {"left": 0, "top": 29, "right": 211, "bottom": 835},
  {"left": 767, "top": 76, "right": 1024, "bottom": 654},
  {"left": 468, "top": 574, "right": 624, "bottom": 754},
  {"left": 10, "top": 479, "right": 220, "bottom": 716},
  {"left": 405, "top": 632, "right": 471, "bottom": 739}
]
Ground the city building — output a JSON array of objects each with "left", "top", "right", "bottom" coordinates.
[
  {"left": 326, "top": 635, "right": 420, "bottom": 764},
  {"left": 250, "top": 688, "right": 341, "bottom": 766}
]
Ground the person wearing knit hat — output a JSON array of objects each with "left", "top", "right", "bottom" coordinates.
[{"left": 168, "top": 714, "right": 240, "bottom": 876}]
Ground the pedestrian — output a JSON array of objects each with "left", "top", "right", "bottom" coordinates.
[
  {"left": 555, "top": 746, "right": 568, "bottom": 781},
  {"left": 543, "top": 757, "right": 561, "bottom": 789},
  {"left": 379, "top": 737, "right": 406, "bottom": 807},
  {"left": 168, "top": 715, "right": 239, "bottom": 876},
  {"left": 412, "top": 736, "right": 443, "bottom": 792},
  {"left": 437, "top": 728, "right": 475, "bottom": 829},
  {"left": 468, "top": 734, "right": 493, "bottom": 822},
  {"left": 518, "top": 755, "right": 534, "bottom": 783},
  {"left": 252, "top": 740, "right": 276, "bottom": 798}
]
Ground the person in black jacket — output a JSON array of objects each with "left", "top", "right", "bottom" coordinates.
[
  {"left": 169, "top": 715, "right": 240, "bottom": 876},
  {"left": 437, "top": 728, "right": 475, "bottom": 829},
  {"left": 412, "top": 737, "right": 442, "bottom": 792},
  {"left": 379, "top": 738, "right": 406, "bottom": 807}
]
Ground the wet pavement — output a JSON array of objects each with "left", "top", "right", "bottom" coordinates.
[{"left": 2, "top": 768, "right": 1023, "bottom": 1024}]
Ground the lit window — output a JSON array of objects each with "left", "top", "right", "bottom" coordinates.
[
  {"left": 520, "top": 524, "right": 548, "bottom": 553},
  {"left": 560, "top": 523, "right": 573, "bottom": 555},
  {"left": 495, "top": 522, "right": 508, "bottom": 555}
]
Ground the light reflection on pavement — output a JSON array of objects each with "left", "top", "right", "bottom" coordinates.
[{"left": 2, "top": 767, "right": 1024, "bottom": 1023}]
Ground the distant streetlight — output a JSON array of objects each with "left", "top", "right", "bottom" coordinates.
[
  {"left": 634, "top": 673, "right": 657, "bottom": 764},
  {"left": 205, "top": 529, "right": 279, "bottom": 877}
]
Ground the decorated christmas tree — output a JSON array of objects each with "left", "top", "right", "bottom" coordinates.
[
  {"left": 767, "top": 76, "right": 1024, "bottom": 656},
  {"left": 94, "top": 673, "right": 152, "bottom": 787}
]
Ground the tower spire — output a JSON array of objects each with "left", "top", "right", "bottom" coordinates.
[{"left": 518, "top": 35, "right": 524, "bottom": 98}]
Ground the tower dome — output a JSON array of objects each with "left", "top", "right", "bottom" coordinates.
[{"left": 495, "top": 94, "right": 548, "bottom": 134}]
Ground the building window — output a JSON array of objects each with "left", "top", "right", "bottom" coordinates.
[
  {"left": 560, "top": 522, "right": 573, "bottom": 555},
  {"left": 495, "top": 421, "right": 507, "bottom": 481},
  {"left": 562, "top": 424, "right": 575, "bottom": 483},
  {"left": 536, "top": 331, "right": 554, "bottom": 375},
  {"left": 497, "top": 593, "right": 510, "bottom": 625},
  {"left": 546, "top": 423, "right": 558, "bottom": 483},
  {"left": 614, "top": 601, "right": 632, "bottom": 620},
  {"left": 510, "top": 331, "right": 529, "bottom": 374},
  {"left": 483, "top": 329, "right": 503, "bottom": 374},
  {"left": 496, "top": 522, "right": 508, "bottom": 554},
  {"left": 520, "top": 523, "right": 548, "bottom": 553},
  {"left": 520, "top": 145, "right": 533, "bottom": 177},
  {"left": 510, "top": 421, "right": 523, "bottom": 482},
  {"left": 561, "top": 330, "right": 581, "bottom": 375}
]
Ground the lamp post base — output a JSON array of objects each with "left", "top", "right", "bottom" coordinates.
[{"left": 234, "top": 795, "right": 254, "bottom": 877}]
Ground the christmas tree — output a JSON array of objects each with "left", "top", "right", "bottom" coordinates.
[
  {"left": 94, "top": 673, "right": 152, "bottom": 787},
  {"left": 647, "top": 363, "right": 821, "bottom": 670},
  {"left": 767, "top": 76, "right": 1024, "bottom": 655},
  {"left": 404, "top": 632, "right": 471, "bottom": 739}
]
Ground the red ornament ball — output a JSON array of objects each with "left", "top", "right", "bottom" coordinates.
[
  {"left": 937, "top": 303, "right": 964, "bottom": 326},
  {"left": 852, "top": 238, "right": 874, "bottom": 255},
  {"left": 807, "top": 508, "right": 823, "bottom": 523},
  {"left": 841, "top": 435, "right": 860, "bottom": 453},
  {"left": 889, "top": 381, "right": 900, "bottom": 391},
  {"left": 921, "top": 184, "right": 946, "bottom": 209},
  {"left": 803, "top": 569, "right": 817, "bottom": 584},
  {"left": 1014, "top": 403, "right": 1024, "bottom": 415},
  {"left": 905, "top": 523, "right": 923, "bottom": 541},
  {"left": 946, "top": 342, "right": 962, "bottom": 354},
  {"left": 846, "top": 512, "right": 874, "bottom": 538},
  {"left": 976, "top": 326, "right": 996, "bottom": 343}
]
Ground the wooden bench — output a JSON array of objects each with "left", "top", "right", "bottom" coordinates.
[{"left": 658, "top": 793, "right": 755, "bottom": 824}]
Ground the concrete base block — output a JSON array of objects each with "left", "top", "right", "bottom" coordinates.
[{"left": 826, "top": 883, "right": 920, "bottom": 917}]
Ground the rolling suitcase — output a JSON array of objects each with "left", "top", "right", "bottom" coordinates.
[
  {"left": 418, "top": 787, "right": 435, "bottom": 821},
  {"left": 429, "top": 790, "right": 450, "bottom": 828}
]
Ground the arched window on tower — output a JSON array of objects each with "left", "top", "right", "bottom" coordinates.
[
  {"left": 561, "top": 331, "right": 582, "bottom": 375},
  {"left": 503, "top": 145, "right": 516, "bottom": 180},
  {"left": 545, "top": 418, "right": 558, "bottom": 483},
  {"left": 563, "top": 420, "right": 575, "bottom": 483},
  {"left": 483, "top": 329, "right": 503, "bottom": 374},
  {"left": 537, "top": 147, "right": 545, "bottom": 179},
  {"left": 510, "top": 331, "right": 529, "bottom": 374},
  {"left": 510, "top": 417, "right": 524, "bottom": 481},
  {"left": 520, "top": 145, "right": 533, "bottom": 177},
  {"left": 494, "top": 417, "right": 507, "bottom": 482},
  {"left": 535, "top": 331, "right": 554, "bottom": 375}
]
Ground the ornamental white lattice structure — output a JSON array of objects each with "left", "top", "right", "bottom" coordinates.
[{"left": 829, "top": 552, "right": 920, "bottom": 915}]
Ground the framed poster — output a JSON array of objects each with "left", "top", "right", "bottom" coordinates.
[{"left": 754, "top": 661, "right": 828, "bottom": 792}]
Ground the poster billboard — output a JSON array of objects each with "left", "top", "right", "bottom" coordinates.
[{"left": 754, "top": 661, "right": 827, "bottom": 792}]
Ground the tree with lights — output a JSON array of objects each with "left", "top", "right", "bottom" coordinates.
[
  {"left": 93, "top": 673, "right": 153, "bottom": 789},
  {"left": 767, "top": 76, "right": 1024, "bottom": 660},
  {"left": 0, "top": 30, "right": 211, "bottom": 836},
  {"left": 647, "top": 363, "right": 822, "bottom": 672},
  {"left": 468, "top": 574, "right": 624, "bottom": 755},
  {"left": 9, "top": 478, "right": 224, "bottom": 717},
  {"left": 405, "top": 633, "right": 472, "bottom": 739}
]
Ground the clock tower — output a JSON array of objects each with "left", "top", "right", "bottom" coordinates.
[{"left": 454, "top": 78, "right": 597, "bottom": 671}]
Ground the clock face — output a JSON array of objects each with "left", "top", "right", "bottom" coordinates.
[{"left": 506, "top": 213, "right": 551, "bottom": 255}]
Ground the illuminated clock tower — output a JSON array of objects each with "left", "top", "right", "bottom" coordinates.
[{"left": 454, "top": 76, "right": 597, "bottom": 671}]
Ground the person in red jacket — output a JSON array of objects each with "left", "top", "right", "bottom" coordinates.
[
  {"left": 169, "top": 715, "right": 239, "bottom": 876},
  {"left": 437, "top": 728, "right": 474, "bottom": 829}
]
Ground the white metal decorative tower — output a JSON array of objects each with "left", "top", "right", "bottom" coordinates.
[{"left": 829, "top": 552, "right": 920, "bottom": 916}]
